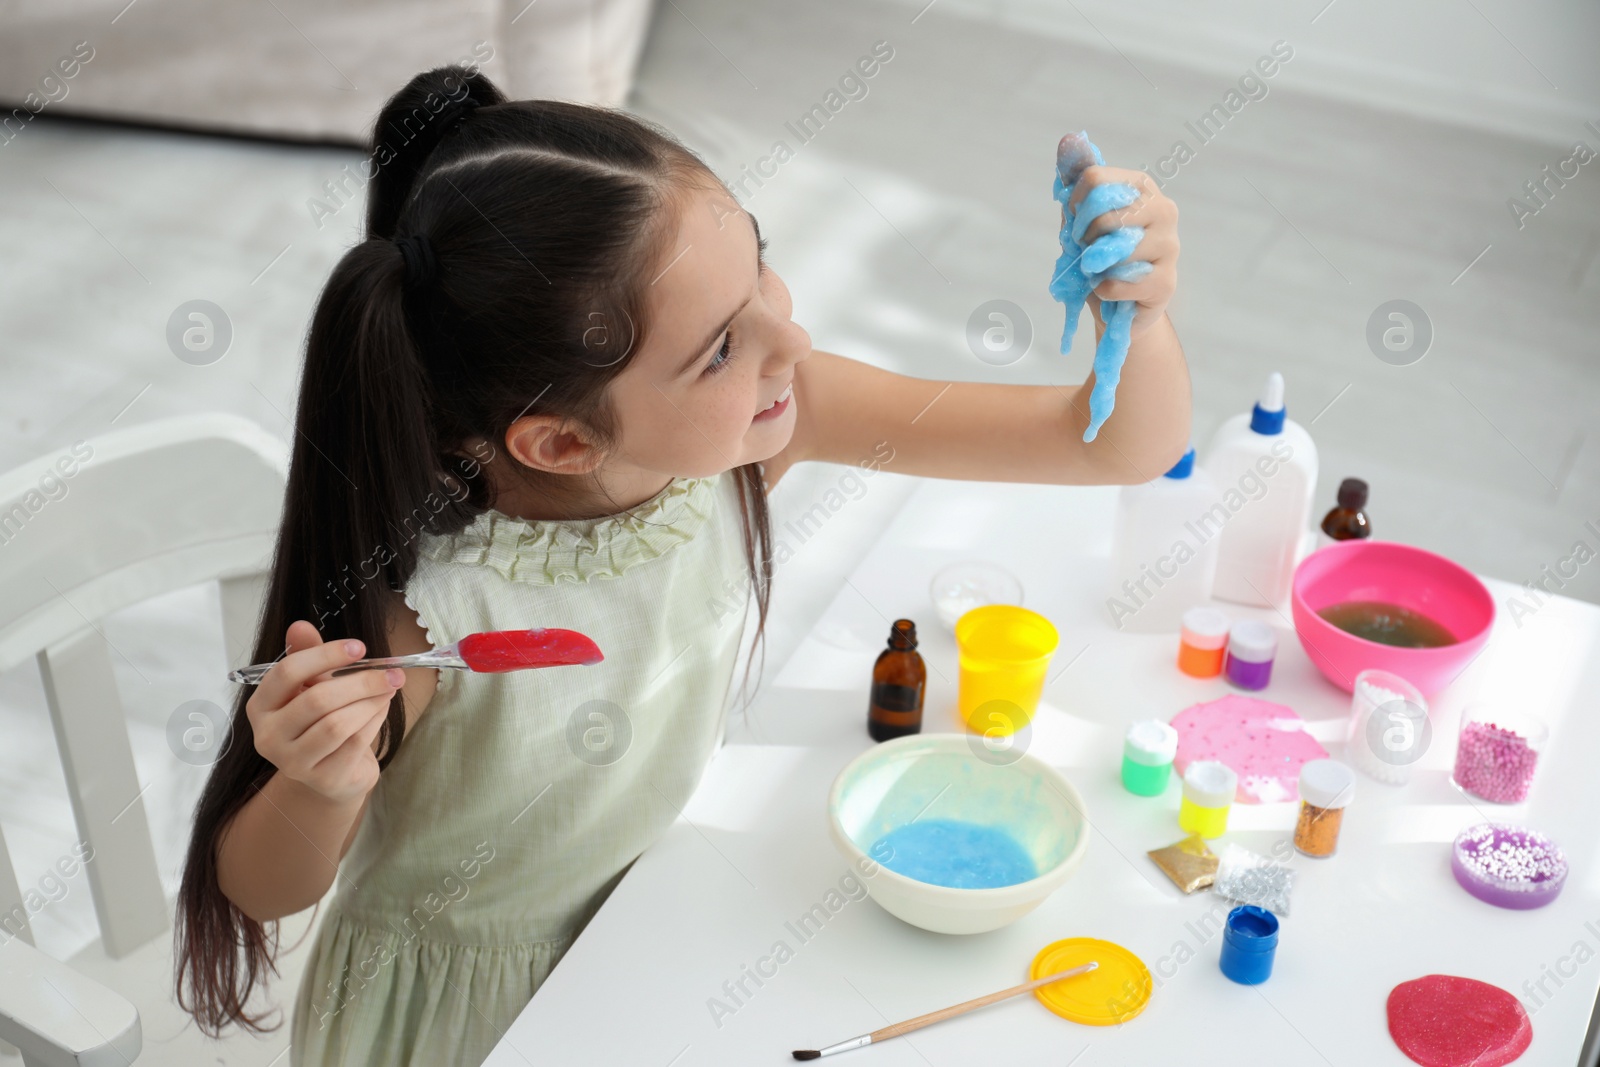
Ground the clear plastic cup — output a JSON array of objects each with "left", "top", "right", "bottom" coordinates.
[
  {"left": 1452, "top": 704, "right": 1547, "bottom": 804},
  {"left": 930, "top": 562, "right": 1024, "bottom": 631},
  {"left": 954, "top": 605, "right": 1058, "bottom": 736},
  {"left": 1345, "top": 668, "right": 1429, "bottom": 785}
]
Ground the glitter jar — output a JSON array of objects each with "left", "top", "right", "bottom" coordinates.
[
  {"left": 1177, "top": 608, "right": 1229, "bottom": 678},
  {"left": 1293, "top": 759, "right": 1354, "bottom": 858},
  {"left": 1223, "top": 620, "right": 1276, "bottom": 691},
  {"left": 1345, "top": 669, "right": 1429, "bottom": 786},
  {"left": 1178, "top": 760, "right": 1237, "bottom": 839},
  {"left": 1451, "top": 704, "right": 1547, "bottom": 804},
  {"left": 1219, "top": 905, "right": 1279, "bottom": 985},
  {"left": 1121, "top": 720, "right": 1178, "bottom": 796},
  {"left": 1451, "top": 823, "right": 1567, "bottom": 909}
]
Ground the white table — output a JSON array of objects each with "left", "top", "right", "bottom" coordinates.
[{"left": 486, "top": 478, "right": 1600, "bottom": 1066}]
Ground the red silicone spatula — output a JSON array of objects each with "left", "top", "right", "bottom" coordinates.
[{"left": 228, "top": 628, "right": 603, "bottom": 685}]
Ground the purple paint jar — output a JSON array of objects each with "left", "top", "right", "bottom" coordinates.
[{"left": 1224, "top": 620, "right": 1276, "bottom": 691}]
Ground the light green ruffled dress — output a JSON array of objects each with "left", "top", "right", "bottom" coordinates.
[{"left": 289, "top": 471, "right": 751, "bottom": 1066}]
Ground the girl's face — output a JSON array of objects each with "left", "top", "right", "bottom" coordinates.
[{"left": 604, "top": 179, "right": 811, "bottom": 480}]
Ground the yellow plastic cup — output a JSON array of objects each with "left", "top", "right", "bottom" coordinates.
[{"left": 954, "top": 605, "right": 1059, "bottom": 735}]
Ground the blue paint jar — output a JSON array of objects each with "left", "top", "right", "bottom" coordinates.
[{"left": 1219, "top": 905, "right": 1278, "bottom": 984}]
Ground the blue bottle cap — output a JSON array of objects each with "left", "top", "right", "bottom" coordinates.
[
  {"left": 1250, "top": 404, "right": 1286, "bottom": 435},
  {"left": 1162, "top": 448, "right": 1196, "bottom": 480},
  {"left": 1249, "top": 373, "right": 1287, "bottom": 435}
]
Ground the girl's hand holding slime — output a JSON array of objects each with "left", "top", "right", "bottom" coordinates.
[
  {"left": 1054, "top": 134, "right": 1178, "bottom": 339},
  {"left": 1051, "top": 131, "right": 1180, "bottom": 442},
  {"left": 1071, "top": 169, "right": 1177, "bottom": 336},
  {"left": 245, "top": 620, "right": 402, "bottom": 805}
]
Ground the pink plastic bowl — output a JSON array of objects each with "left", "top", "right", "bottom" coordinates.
[{"left": 1291, "top": 540, "right": 1495, "bottom": 698}]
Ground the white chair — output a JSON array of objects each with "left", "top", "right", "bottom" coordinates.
[
  {"left": 0, "top": 414, "right": 288, "bottom": 1066},
  {"left": 0, "top": 939, "right": 139, "bottom": 1067}
]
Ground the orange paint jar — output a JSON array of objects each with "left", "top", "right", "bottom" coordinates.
[{"left": 1178, "top": 608, "right": 1229, "bottom": 678}]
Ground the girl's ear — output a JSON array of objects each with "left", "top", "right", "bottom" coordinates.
[{"left": 503, "top": 415, "right": 604, "bottom": 475}]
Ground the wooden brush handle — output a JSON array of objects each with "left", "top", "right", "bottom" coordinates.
[{"left": 867, "top": 962, "right": 1097, "bottom": 1043}]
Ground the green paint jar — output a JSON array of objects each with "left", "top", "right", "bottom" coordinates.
[{"left": 1121, "top": 720, "right": 1178, "bottom": 796}]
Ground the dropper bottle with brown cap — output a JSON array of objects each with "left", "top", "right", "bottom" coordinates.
[
  {"left": 1319, "top": 477, "right": 1371, "bottom": 548},
  {"left": 868, "top": 619, "right": 925, "bottom": 742}
]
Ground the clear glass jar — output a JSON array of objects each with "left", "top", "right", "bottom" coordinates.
[
  {"left": 1345, "top": 668, "right": 1429, "bottom": 785},
  {"left": 1451, "top": 704, "right": 1547, "bottom": 804},
  {"left": 929, "top": 562, "right": 1024, "bottom": 632}
]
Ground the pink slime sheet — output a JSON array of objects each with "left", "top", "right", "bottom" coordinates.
[
  {"left": 1171, "top": 695, "right": 1328, "bottom": 804},
  {"left": 1388, "top": 975, "right": 1531, "bottom": 1067}
]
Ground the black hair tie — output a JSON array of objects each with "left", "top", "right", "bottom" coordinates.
[
  {"left": 395, "top": 233, "right": 437, "bottom": 290},
  {"left": 445, "top": 96, "right": 481, "bottom": 134}
]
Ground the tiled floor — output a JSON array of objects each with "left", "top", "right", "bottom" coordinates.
[{"left": 1, "top": 0, "right": 1596, "bottom": 1062}]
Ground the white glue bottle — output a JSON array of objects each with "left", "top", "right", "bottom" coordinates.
[
  {"left": 1204, "top": 372, "right": 1318, "bottom": 607},
  {"left": 1107, "top": 446, "right": 1220, "bottom": 633}
]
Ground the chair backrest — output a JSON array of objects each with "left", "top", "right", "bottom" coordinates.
[
  {"left": 0, "top": 413, "right": 288, "bottom": 671},
  {"left": 0, "top": 414, "right": 287, "bottom": 1063},
  {"left": 0, "top": 413, "right": 289, "bottom": 1038}
]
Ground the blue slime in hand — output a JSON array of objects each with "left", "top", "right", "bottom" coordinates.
[{"left": 1049, "top": 131, "right": 1146, "bottom": 442}]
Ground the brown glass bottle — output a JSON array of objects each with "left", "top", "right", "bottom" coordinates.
[
  {"left": 1320, "top": 477, "right": 1371, "bottom": 542},
  {"left": 868, "top": 619, "right": 925, "bottom": 742}
]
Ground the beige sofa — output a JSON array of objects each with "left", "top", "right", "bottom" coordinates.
[{"left": 0, "top": 0, "right": 657, "bottom": 145}]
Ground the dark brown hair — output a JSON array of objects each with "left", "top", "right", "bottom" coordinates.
[{"left": 174, "top": 63, "right": 774, "bottom": 1037}]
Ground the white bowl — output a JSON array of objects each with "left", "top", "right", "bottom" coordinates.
[{"left": 827, "top": 734, "right": 1089, "bottom": 934}]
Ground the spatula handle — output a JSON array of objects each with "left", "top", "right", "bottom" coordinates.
[{"left": 227, "top": 647, "right": 465, "bottom": 685}]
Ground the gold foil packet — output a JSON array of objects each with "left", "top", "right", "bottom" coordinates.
[{"left": 1148, "top": 834, "right": 1219, "bottom": 894}]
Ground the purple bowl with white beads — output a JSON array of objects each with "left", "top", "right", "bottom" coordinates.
[{"left": 1451, "top": 823, "right": 1566, "bottom": 910}]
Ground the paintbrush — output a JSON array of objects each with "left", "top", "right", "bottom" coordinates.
[{"left": 792, "top": 961, "right": 1097, "bottom": 1060}]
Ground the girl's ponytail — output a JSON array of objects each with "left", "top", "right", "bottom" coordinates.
[
  {"left": 280, "top": 235, "right": 475, "bottom": 656},
  {"left": 174, "top": 239, "right": 465, "bottom": 1036}
]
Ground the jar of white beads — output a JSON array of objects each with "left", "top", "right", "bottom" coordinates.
[{"left": 1345, "top": 669, "right": 1429, "bottom": 785}]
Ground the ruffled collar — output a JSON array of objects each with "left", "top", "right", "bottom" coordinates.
[{"left": 419, "top": 473, "right": 722, "bottom": 584}]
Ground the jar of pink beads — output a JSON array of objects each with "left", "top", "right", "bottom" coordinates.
[{"left": 1451, "top": 704, "right": 1547, "bottom": 804}]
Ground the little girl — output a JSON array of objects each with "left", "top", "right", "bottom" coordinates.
[{"left": 174, "top": 62, "right": 1189, "bottom": 1066}]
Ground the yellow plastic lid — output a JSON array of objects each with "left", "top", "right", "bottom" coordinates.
[{"left": 1029, "top": 938, "right": 1152, "bottom": 1026}]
